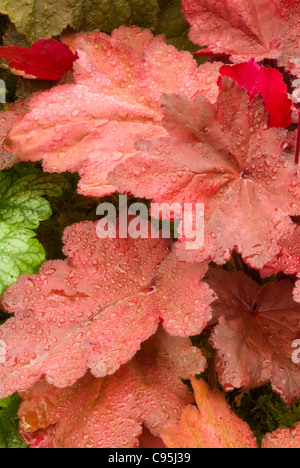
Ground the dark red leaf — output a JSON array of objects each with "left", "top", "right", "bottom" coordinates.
[{"left": 0, "top": 39, "right": 78, "bottom": 81}]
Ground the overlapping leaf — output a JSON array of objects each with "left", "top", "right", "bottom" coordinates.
[
  {"left": 0, "top": 39, "right": 78, "bottom": 80},
  {"left": 110, "top": 79, "right": 299, "bottom": 268},
  {"left": 182, "top": 0, "right": 300, "bottom": 76},
  {"left": 4, "top": 26, "right": 221, "bottom": 197},
  {"left": 0, "top": 219, "right": 214, "bottom": 398},
  {"left": 162, "top": 378, "right": 258, "bottom": 448},
  {"left": 219, "top": 60, "right": 292, "bottom": 128},
  {"left": 0, "top": 165, "right": 65, "bottom": 295},
  {"left": 208, "top": 269, "right": 300, "bottom": 405},
  {"left": 18, "top": 329, "right": 205, "bottom": 448},
  {"left": 0, "top": 0, "right": 160, "bottom": 43}
]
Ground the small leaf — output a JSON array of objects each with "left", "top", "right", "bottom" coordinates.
[
  {"left": 0, "top": 39, "right": 78, "bottom": 80},
  {"left": 0, "top": 394, "right": 27, "bottom": 448},
  {"left": 0, "top": 165, "right": 66, "bottom": 294}
]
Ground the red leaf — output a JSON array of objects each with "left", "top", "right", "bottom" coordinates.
[
  {"left": 0, "top": 39, "right": 77, "bottom": 81},
  {"left": 208, "top": 269, "right": 300, "bottom": 405},
  {"left": 4, "top": 26, "right": 221, "bottom": 197},
  {"left": 162, "top": 378, "right": 258, "bottom": 448},
  {"left": 0, "top": 220, "right": 214, "bottom": 398},
  {"left": 110, "top": 79, "right": 299, "bottom": 268},
  {"left": 18, "top": 329, "right": 205, "bottom": 448},
  {"left": 219, "top": 60, "right": 292, "bottom": 128},
  {"left": 182, "top": 0, "right": 300, "bottom": 75}
]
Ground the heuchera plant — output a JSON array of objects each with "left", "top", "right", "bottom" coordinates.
[{"left": 1, "top": 0, "right": 300, "bottom": 449}]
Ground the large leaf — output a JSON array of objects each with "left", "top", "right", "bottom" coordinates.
[
  {"left": 4, "top": 26, "right": 221, "bottom": 197},
  {"left": 18, "top": 328, "right": 205, "bottom": 448},
  {"left": 0, "top": 220, "right": 214, "bottom": 398},
  {"left": 182, "top": 0, "right": 300, "bottom": 76},
  {"left": 0, "top": 0, "right": 160, "bottom": 42},
  {"left": 110, "top": 79, "right": 299, "bottom": 268}
]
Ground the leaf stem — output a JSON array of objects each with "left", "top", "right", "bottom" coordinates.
[
  {"left": 295, "top": 110, "right": 300, "bottom": 165},
  {"left": 208, "top": 354, "right": 216, "bottom": 392}
]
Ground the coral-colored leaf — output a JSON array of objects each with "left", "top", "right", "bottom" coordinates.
[
  {"left": 4, "top": 26, "right": 221, "bottom": 197},
  {"left": 219, "top": 60, "right": 292, "bottom": 128},
  {"left": 262, "top": 224, "right": 300, "bottom": 277},
  {"left": 110, "top": 79, "right": 299, "bottom": 268},
  {"left": 18, "top": 329, "right": 205, "bottom": 448},
  {"left": 0, "top": 39, "right": 77, "bottom": 80},
  {"left": 0, "top": 220, "right": 214, "bottom": 398},
  {"left": 0, "top": 101, "right": 28, "bottom": 170},
  {"left": 262, "top": 423, "right": 300, "bottom": 448},
  {"left": 208, "top": 269, "right": 300, "bottom": 405},
  {"left": 182, "top": 0, "right": 300, "bottom": 75},
  {"left": 162, "top": 378, "right": 257, "bottom": 448}
]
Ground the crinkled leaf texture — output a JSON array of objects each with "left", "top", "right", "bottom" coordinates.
[
  {"left": 219, "top": 59, "right": 292, "bottom": 128},
  {"left": 110, "top": 79, "right": 299, "bottom": 268},
  {"left": 182, "top": 0, "right": 300, "bottom": 75},
  {"left": 162, "top": 378, "right": 258, "bottom": 448},
  {"left": 262, "top": 423, "right": 300, "bottom": 448},
  {"left": 0, "top": 165, "right": 65, "bottom": 295},
  {"left": 4, "top": 26, "right": 221, "bottom": 197},
  {"left": 0, "top": 39, "right": 78, "bottom": 80},
  {"left": 0, "top": 0, "right": 159, "bottom": 42},
  {"left": 18, "top": 328, "right": 205, "bottom": 448},
  {"left": 0, "top": 101, "right": 28, "bottom": 170},
  {"left": 0, "top": 219, "right": 214, "bottom": 398},
  {"left": 262, "top": 224, "right": 300, "bottom": 277},
  {"left": 208, "top": 269, "right": 300, "bottom": 406}
]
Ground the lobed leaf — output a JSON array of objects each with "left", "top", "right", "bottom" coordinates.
[
  {"left": 18, "top": 328, "right": 205, "bottom": 448},
  {"left": 182, "top": 0, "right": 300, "bottom": 76},
  {"left": 0, "top": 219, "right": 215, "bottom": 398},
  {"left": 4, "top": 26, "right": 221, "bottom": 197},
  {"left": 208, "top": 269, "right": 300, "bottom": 406},
  {"left": 110, "top": 79, "right": 299, "bottom": 268},
  {"left": 162, "top": 378, "right": 258, "bottom": 448}
]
